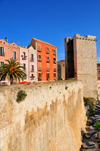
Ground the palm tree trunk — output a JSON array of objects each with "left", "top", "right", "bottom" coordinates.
[{"left": 10, "top": 78, "right": 13, "bottom": 85}]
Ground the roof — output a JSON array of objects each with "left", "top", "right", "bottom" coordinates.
[
  {"left": 58, "top": 60, "right": 65, "bottom": 62},
  {"left": 32, "top": 38, "right": 57, "bottom": 47}
]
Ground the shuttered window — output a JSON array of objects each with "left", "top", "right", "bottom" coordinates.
[
  {"left": 0, "top": 47, "right": 4, "bottom": 56},
  {"left": 13, "top": 51, "right": 16, "bottom": 59}
]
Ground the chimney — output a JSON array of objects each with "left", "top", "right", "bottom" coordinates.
[{"left": 5, "top": 37, "right": 8, "bottom": 42}]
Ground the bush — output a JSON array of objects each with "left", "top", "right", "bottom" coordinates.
[
  {"left": 16, "top": 90, "right": 27, "bottom": 103},
  {"left": 65, "top": 86, "right": 68, "bottom": 90}
]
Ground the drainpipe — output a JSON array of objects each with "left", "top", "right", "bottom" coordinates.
[
  {"left": 28, "top": 49, "right": 30, "bottom": 82},
  {"left": 36, "top": 42, "right": 38, "bottom": 82},
  {"left": 56, "top": 48, "right": 58, "bottom": 80}
]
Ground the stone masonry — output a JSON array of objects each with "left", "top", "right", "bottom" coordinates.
[{"left": 65, "top": 34, "right": 97, "bottom": 99}]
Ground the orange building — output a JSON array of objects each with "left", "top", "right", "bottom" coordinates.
[{"left": 30, "top": 38, "right": 57, "bottom": 81}]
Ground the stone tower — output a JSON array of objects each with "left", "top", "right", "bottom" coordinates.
[{"left": 65, "top": 34, "right": 97, "bottom": 99}]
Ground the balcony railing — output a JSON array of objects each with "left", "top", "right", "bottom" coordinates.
[
  {"left": 46, "top": 50, "right": 49, "bottom": 54},
  {"left": 22, "top": 57, "right": 26, "bottom": 60},
  {"left": 38, "top": 49, "right": 41, "bottom": 52},
  {"left": 54, "top": 60, "right": 56, "bottom": 64},
  {"left": 53, "top": 52, "right": 56, "bottom": 55},
  {"left": 47, "top": 68, "right": 50, "bottom": 71},
  {"left": 31, "top": 69, "right": 34, "bottom": 72},
  {"left": 46, "top": 59, "right": 50, "bottom": 63},
  {"left": 30, "top": 58, "right": 34, "bottom": 62},
  {"left": 38, "top": 68, "right": 42, "bottom": 71},
  {"left": 54, "top": 68, "right": 56, "bottom": 72},
  {"left": 38, "top": 58, "right": 42, "bottom": 61}
]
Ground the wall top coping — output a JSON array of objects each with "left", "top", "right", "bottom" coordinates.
[{"left": 0, "top": 79, "right": 81, "bottom": 91}]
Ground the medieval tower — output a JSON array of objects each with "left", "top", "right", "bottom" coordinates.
[{"left": 65, "top": 34, "right": 97, "bottom": 99}]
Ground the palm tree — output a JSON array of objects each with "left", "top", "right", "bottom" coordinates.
[{"left": 0, "top": 58, "right": 27, "bottom": 85}]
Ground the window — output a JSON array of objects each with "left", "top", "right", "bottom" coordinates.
[
  {"left": 0, "top": 62, "right": 4, "bottom": 66},
  {"left": 54, "top": 49, "right": 56, "bottom": 52},
  {"left": 0, "top": 47, "right": 4, "bottom": 56},
  {"left": 54, "top": 73, "right": 56, "bottom": 77},
  {"left": 63, "top": 64, "right": 64, "bottom": 66},
  {"left": 54, "top": 58, "right": 56, "bottom": 63},
  {"left": 13, "top": 51, "right": 16, "bottom": 59},
  {"left": 47, "top": 73, "right": 49, "bottom": 80},
  {"left": 47, "top": 63, "right": 49, "bottom": 71},
  {"left": 47, "top": 47, "right": 49, "bottom": 50},
  {"left": 98, "top": 71, "right": 100, "bottom": 73},
  {"left": 39, "top": 55, "right": 41, "bottom": 58},
  {"left": 47, "top": 56, "right": 49, "bottom": 60},
  {"left": 31, "top": 54, "right": 33, "bottom": 61},
  {"left": 32, "top": 65, "right": 34, "bottom": 71},
  {"left": 23, "top": 64, "right": 26, "bottom": 70},
  {"left": 23, "top": 52, "right": 25, "bottom": 58},
  {"left": 38, "top": 73, "right": 42, "bottom": 81},
  {"left": 38, "top": 44, "right": 41, "bottom": 51},
  {"left": 98, "top": 77, "right": 100, "bottom": 80}
]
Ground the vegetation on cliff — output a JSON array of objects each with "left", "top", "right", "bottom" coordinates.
[
  {"left": 84, "top": 97, "right": 97, "bottom": 116},
  {"left": 16, "top": 90, "right": 27, "bottom": 103}
]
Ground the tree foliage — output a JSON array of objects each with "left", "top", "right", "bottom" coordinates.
[
  {"left": 0, "top": 58, "right": 27, "bottom": 85},
  {"left": 94, "top": 121, "right": 100, "bottom": 138}
]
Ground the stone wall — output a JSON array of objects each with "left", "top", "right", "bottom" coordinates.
[
  {"left": 0, "top": 81, "right": 86, "bottom": 151},
  {"left": 73, "top": 34, "right": 97, "bottom": 99}
]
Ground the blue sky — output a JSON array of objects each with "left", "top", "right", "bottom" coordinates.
[{"left": 0, "top": 0, "right": 100, "bottom": 62}]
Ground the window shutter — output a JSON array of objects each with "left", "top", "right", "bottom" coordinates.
[
  {"left": 0, "top": 47, "right": 1, "bottom": 55},
  {"left": 54, "top": 64, "right": 56, "bottom": 68}
]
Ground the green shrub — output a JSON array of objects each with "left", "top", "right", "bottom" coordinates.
[
  {"left": 50, "top": 86, "right": 52, "bottom": 89},
  {"left": 65, "top": 86, "right": 68, "bottom": 90},
  {"left": 16, "top": 90, "right": 27, "bottom": 103}
]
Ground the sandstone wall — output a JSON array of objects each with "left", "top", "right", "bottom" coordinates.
[
  {"left": 0, "top": 81, "right": 86, "bottom": 151},
  {"left": 73, "top": 34, "right": 97, "bottom": 99}
]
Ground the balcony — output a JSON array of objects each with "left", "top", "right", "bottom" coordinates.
[
  {"left": 30, "top": 58, "right": 34, "bottom": 62},
  {"left": 38, "top": 68, "right": 42, "bottom": 71},
  {"left": 54, "top": 60, "right": 56, "bottom": 64},
  {"left": 53, "top": 52, "right": 56, "bottom": 55},
  {"left": 46, "top": 59, "right": 50, "bottom": 63},
  {"left": 46, "top": 68, "right": 50, "bottom": 71},
  {"left": 46, "top": 50, "right": 49, "bottom": 54},
  {"left": 38, "top": 58, "right": 42, "bottom": 62},
  {"left": 21, "top": 55, "right": 27, "bottom": 60},
  {"left": 31, "top": 69, "right": 34, "bottom": 72},
  {"left": 22, "top": 57, "right": 26, "bottom": 60},
  {"left": 38, "top": 49, "right": 41, "bottom": 52},
  {"left": 54, "top": 68, "right": 56, "bottom": 72}
]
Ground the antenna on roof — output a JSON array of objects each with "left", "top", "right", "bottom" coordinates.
[{"left": 5, "top": 37, "right": 8, "bottom": 42}]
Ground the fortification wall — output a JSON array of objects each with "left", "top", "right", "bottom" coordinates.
[
  {"left": 0, "top": 81, "right": 86, "bottom": 151},
  {"left": 73, "top": 34, "right": 97, "bottom": 99}
]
